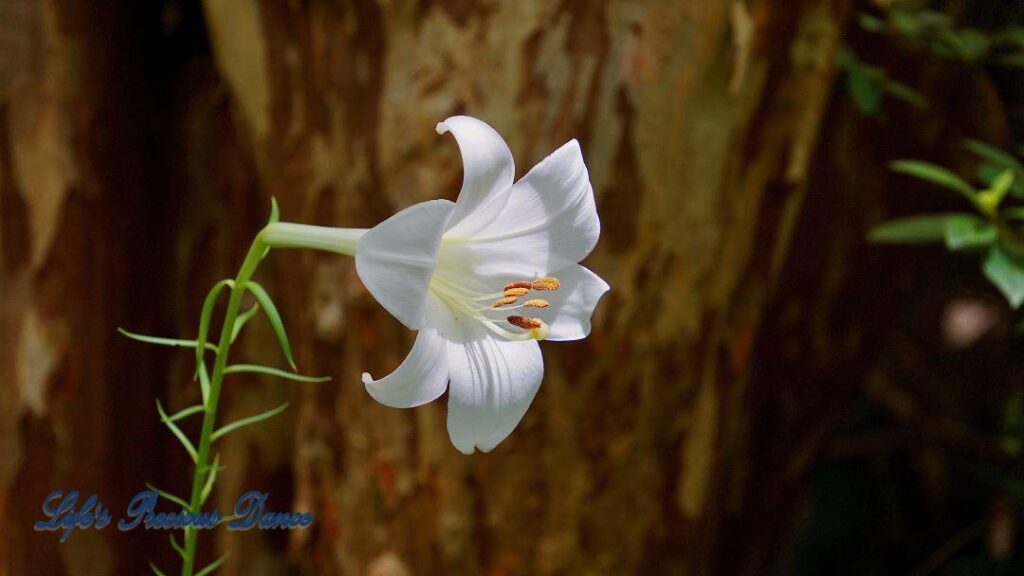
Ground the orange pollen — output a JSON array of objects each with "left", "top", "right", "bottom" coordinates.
[
  {"left": 507, "top": 315, "right": 544, "bottom": 330},
  {"left": 503, "top": 281, "right": 533, "bottom": 291},
  {"left": 504, "top": 287, "right": 530, "bottom": 298},
  {"left": 491, "top": 296, "right": 520, "bottom": 308},
  {"left": 531, "top": 277, "right": 560, "bottom": 291},
  {"left": 524, "top": 299, "right": 550, "bottom": 308}
]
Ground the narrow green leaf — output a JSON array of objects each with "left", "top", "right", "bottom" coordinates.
[
  {"left": 965, "top": 139, "right": 1024, "bottom": 174},
  {"left": 1001, "top": 392, "right": 1024, "bottom": 456},
  {"left": 269, "top": 197, "right": 280, "bottom": 224},
  {"left": 944, "top": 215, "right": 996, "bottom": 250},
  {"left": 978, "top": 169, "right": 1015, "bottom": 211},
  {"left": 145, "top": 483, "right": 190, "bottom": 510},
  {"left": 164, "top": 404, "right": 205, "bottom": 423},
  {"left": 242, "top": 282, "right": 296, "bottom": 371},
  {"left": 856, "top": 12, "right": 885, "bottom": 33},
  {"left": 150, "top": 562, "right": 169, "bottom": 576},
  {"left": 995, "top": 53, "right": 1024, "bottom": 68},
  {"left": 200, "top": 454, "right": 222, "bottom": 506},
  {"left": 198, "top": 362, "right": 211, "bottom": 406},
  {"left": 891, "top": 160, "right": 977, "bottom": 203},
  {"left": 119, "top": 328, "right": 217, "bottom": 352},
  {"left": 156, "top": 399, "right": 198, "bottom": 463},
  {"left": 996, "top": 27, "right": 1024, "bottom": 47},
  {"left": 847, "top": 65, "right": 883, "bottom": 116},
  {"left": 196, "top": 280, "right": 234, "bottom": 380},
  {"left": 883, "top": 81, "right": 927, "bottom": 109},
  {"left": 983, "top": 245, "right": 1024, "bottom": 308},
  {"left": 194, "top": 553, "right": 229, "bottom": 576},
  {"left": 261, "top": 197, "right": 281, "bottom": 260},
  {"left": 868, "top": 214, "right": 954, "bottom": 244},
  {"left": 224, "top": 364, "right": 330, "bottom": 383},
  {"left": 230, "top": 304, "right": 261, "bottom": 344},
  {"left": 978, "top": 165, "right": 1024, "bottom": 198},
  {"left": 212, "top": 402, "right": 289, "bottom": 442},
  {"left": 169, "top": 534, "right": 187, "bottom": 560}
]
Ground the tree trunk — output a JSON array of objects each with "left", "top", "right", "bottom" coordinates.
[{"left": 0, "top": 1, "right": 849, "bottom": 574}]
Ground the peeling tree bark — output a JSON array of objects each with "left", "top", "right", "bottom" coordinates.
[{"left": 0, "top": 1, "right": 850, "bottom": 574}]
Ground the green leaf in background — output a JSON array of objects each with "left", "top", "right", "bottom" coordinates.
[
  {"left": 994, "top": 52, "right": 1024, "bottom": 68},
  {"left": 976, "top": 169, "right": 1014, "bottom": 214},
  {"left": 150, "top": 562, "right": 169, "bottom": 576},
  {"left": 1001, "top": 391, "right": 1024, "bottom": 456},
  {"left": 868, "top": 214, "right": 961, "bottom": 244},
  {"left": 966, "top": 139, "right": 1024, "bottom": 198},
  {"left": 982, "top": 245, "right": 1024, "bottom": 308},
  {"left": 996, "top": 26, "right": 1024, "bottom": 47},
  {"left": 965, "top": 139, "right": 1024, "bottom": 172},
  {"left": 943, "top": 214, "right": 997, "bottom": 250},
  {"left": 978, "top": 165, "right": 1024, "bottom": 198},
  {"left": 847, "top": 64, "right": 882, "bottom": 116},
  {"left": 242, "top": 281, "right": 297, "bottom": 371},
  {"left": 891, "top": 160, "right": 978, "bottom": 204},
  {"left": 882, "top": 81, "right": 927, "bottom": 109}
]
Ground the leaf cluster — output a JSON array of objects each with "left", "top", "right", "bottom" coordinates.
[{"left": 870, "top": 141, "right": 1024, "bottom": 306}]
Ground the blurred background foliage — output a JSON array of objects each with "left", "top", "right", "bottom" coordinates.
[
  {"left": 798, "top": 1, "right": 1024, "bottom": 574},
  {"left": 3, "top": 0, "right": 1024, "bottom": 575}
]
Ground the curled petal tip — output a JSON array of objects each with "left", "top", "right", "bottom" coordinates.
[
  {"left": 435, "top": 122, "right": 448, "bottom": 135},
  {"left": 360, "top": 372, "right": 373, "bottom": 385}
]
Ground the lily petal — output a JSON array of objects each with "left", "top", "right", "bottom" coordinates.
[
  {"left": 446, "top": 320, "right": 543, "bottom": 454},
  {"left": 356, "top": 199, "right": 454, "bottom": 329},
  {"left": 361, "top": 294, "right": 451, "bottom": 408},
  {"left": 543, "top": 264, "right": 610, "bottom": 341},
  {"left": 437, "top": 116, "right": 515, "bottom": 237},
  {"left": 439, "top": 139, "right": 599, "bottom": 280}
]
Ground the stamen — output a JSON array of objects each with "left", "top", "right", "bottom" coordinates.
[
  {"left": 491, "top": 296, "right": 520, "bottom": 308},
  {"left": 504, "top": 287, "right": 530, "bottom": 298},
  {"left": 506, "top": 316, "right": 549, "bottom": 340},
  {"left": 531, "top": 277, "right": 560, "bottom": 291},
  {"left": 524, "top": 299, "right": 549, "bottom": 308},
  {"left": 507, "top": 315, "right": 543, "bottom": 330},
  {"left": 503, "top": 281, "right": 533, "bottom": 291}
]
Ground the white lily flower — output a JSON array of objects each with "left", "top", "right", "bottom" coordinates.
[{"left": 263, "top": 116, "right": 609, "bottom": 453}]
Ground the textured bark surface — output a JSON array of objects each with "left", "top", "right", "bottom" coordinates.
[{"left": 0, "top": 0, "right": 849, "bottom": 574}]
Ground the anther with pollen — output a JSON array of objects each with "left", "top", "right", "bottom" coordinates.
[
  {"left": 507, "top": 315, "right": 544, "bottom": 330},
  {"left": 503, "top": 281, "right": 533, "bottom": 291},
  {"left": 524, "top": 299, "right": 550, "bottom": 308},
  {"left": 507, "top": 315, "right": 550, "bottom": 340},
  {"left": 504, "top": 287, "right": 530, "bottom": 298},
  {"left": 531, "top": 277, "right": 560, "bottom": 291},
  {"left": 491, "top": 296, "right": 520, "bottom": 308}
]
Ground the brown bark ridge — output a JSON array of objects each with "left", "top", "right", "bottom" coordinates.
[{"left": 0, "top": 0, "right": 849, "bottom": 574}]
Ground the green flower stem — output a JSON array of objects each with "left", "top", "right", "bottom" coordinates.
[
  {"left": 180, "top": 233, "right": 267, "bottom": 576},
  {"left": 261, "top": 222, "right": 365, "bottom": 256}
]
